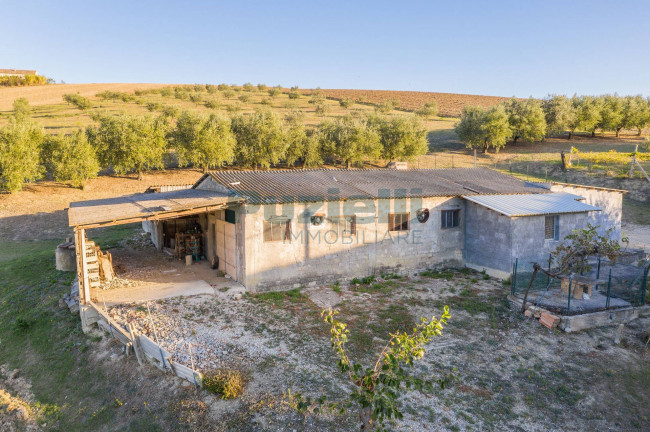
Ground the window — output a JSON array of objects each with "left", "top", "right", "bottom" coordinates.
[
  {"left": 545, "top": 215, "right": 559, "bottom": 240},
  {"left": 388, "top": 213, "right": 410, "bottom": 231},
  {"left": 331, "top": 216, "right": 356, "bottom": 236},
  {"left": 263, "top": 219, "right": 291, "bottom": 242},
  {"left": 225, "top": 209, "right": 236, "bottom": 224},
  {"left": 441, "top": 210, "right": 460, "bottom": 229}
]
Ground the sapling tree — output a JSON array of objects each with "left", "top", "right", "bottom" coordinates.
[
  {"left": 294, "top": 307, "right": 452, "bottom": 431},
  {"left": 46, "top": 130, "right": 100, "bottom": 188},
  {"left": 0, "top": 117, "right": 44, "bottom": 192},
  {"left": 551, "top": 224, "right": 626, "bottom": 275}
]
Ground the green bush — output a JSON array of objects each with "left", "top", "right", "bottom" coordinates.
[{"left": 203, "top": 369, "right": 245, "bottom": 399}]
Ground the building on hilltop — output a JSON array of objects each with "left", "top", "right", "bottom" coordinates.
[{"left": 0, "top": 68, "right": 37, "bottom": 77}]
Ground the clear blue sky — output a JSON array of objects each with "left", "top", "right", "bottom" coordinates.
[{"left": 2, "top": 0, "right": 649, "bottom": 97}]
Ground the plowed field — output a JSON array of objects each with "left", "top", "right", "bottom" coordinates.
[{"left": 318, "top": 89, "right": 513, "bottom": 117}]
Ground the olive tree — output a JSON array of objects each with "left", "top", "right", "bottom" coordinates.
[
  {"left": 63, "top": 93, "right": 93, "bottom": 110},
  {"left": 599, "top": 94, "right": 625, "bottom": 137},
  {"left": 12, "top": 98, "right": 32, "bottom": 121},
  {"left": 455, "top": 105, "right": 510, "bottom": 153},
  {"left": 378, "top": 116, "right": 429, "bottom": 162},
  {"left": 173, "top": 111, "right": 236, "bottom": 172},
  {"left": 0, "top": 117, "right": 44, "bottom": 192},
  {"left": 505, "top": 97, "right": 546, "bottom": 143},
  {"left": 542, "top": 95, "right": 576, "bottom": 138},
  {"left": 571, "top": 95, "right": 602, "bottom": 138},
  {"left": 88, "top": 113, "right": 168, "bottom": 179},
  {"left": 294, "top": 307, "right": 452, "bottom": 431},
  {"left": 46, "top": 130, "right": 100, "bottom": 188},
  {"left": 319, "top": 116, "right": 382, "bottom": 168},
  {"left": 231, "top": 110, "right": 287, "bottom": 169},
  {"left": 284, "top": 122, "right": 323, "bottom": 167}
]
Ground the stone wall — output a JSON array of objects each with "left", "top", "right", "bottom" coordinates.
[
  {"left": 463, "top": 201, "right": 513, "bottom": 275},
  {"left": 240, "top": 197, "right": 465, "bottom": 291}
]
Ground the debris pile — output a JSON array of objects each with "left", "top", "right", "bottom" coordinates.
[{"left": 523, "top": 305, "right": 560, "bottom": 329}]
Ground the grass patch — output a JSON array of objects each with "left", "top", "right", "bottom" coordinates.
[
  {"left": 253, "top": 288, "right": 306, "bottom": 306},
  {"left": 420, "top": 269, "right": 455, "bottom": 280}
]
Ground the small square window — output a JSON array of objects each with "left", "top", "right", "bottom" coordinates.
[
  {"left": 441, "top": 210, "right": 460, "bottom": 229},
  {"left": 545, "top": 215, "right": 559, "bottom": 240},
  {"left": 388, "top": 213, "right": 410, "bottom": 231},
  {"left": 263, "top": 219, "right": 291, "bottom": 242}
]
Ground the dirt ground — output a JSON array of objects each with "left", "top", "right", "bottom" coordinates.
[{"left": 96, "top": 245, "right": 650, "bottom": 431}]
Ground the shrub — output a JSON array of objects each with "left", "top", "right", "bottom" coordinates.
[
  {"left": 260, "top": 97, "right": 273, "bottom": 106},
  {"left": 203, "top": 369, "right": 245, "bottom": 399},
  {"left": 222, "top": 89, "right": 235, "bottom": 99},
  {"left": 63, "top": 93, "right": 93, "bottom": 110},
  {"left": 288, "top": 89, "right": 300, "bottom": 99},
  {"left": 242, "top": 82, "right": 254, "bottom": 92},
  {"left": 314, "top": 103, "right": 329, "bottom": 117},
  {"left": 226, "top": 102, "right": 242, "bottom": 113},
  {"left": 0, "top": 117, "right": 44, "bottom": 192},
  {"left": 339, "top": 98, "right": 354, "bottom": 109},
  {"left": 238, "top": 94, "right": 250, "bottom": 103},
  {"left": 146, "top": 102, "right": 162, "bottom": 112},
  {"left": 218, "top": 83, "right": 230, "bottom": 91},
  {"left": 257, "top": 83, "right": 267, "bottom": 91},
  {"left": 46, "top": 130, "right": 100, "bottom": 188},
  {"left": 161, "top": 105, "right": 180, "bottom": 118},
  {"left": 205, "top": 84, "right": 217, "bottom": 94},
  {"left": 268, "top": 87, "right": 281, "bottom": 98},
  {"left": 204, "top": 98, "right": 220, "bottom": 109},
  {"left": 415, "top": 101, "right": 438, "bottom": 118}
]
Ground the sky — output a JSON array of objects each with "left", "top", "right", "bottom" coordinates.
[{"left": 2, "top": 0, "right": 649, "bottom": 97}]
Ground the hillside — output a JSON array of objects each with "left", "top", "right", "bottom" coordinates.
[{"left": 0, "top": 83, "right": 508, "bottom": 117}]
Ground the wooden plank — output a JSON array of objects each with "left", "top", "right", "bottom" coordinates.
[
  {"left": 89, "top": 302, "right": 133, "bottom": 346},
  {"left": 74, "top": 229, "right": 85, "bottom": 304},
  {"left": 138, "top": 334, "right": 173, "bottom": 370},
  {"left": 79, "top": 229, "right": 90, "bottom": 304},
  {"left": 171, "top": 361, "right": 203, "bottom": 386},
  {"left": 128, "top": 324, "right": 144, "bottom": 366}
]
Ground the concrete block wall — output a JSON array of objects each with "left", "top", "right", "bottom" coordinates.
[
  {"left": 241, "top": 197, "right": 465, "bottom": 291},
  {"left": 549, "top": 184, "right": 623, "bottom": 241},
  {"left": 463, "top": 201, "right": 513, "bottom": 274}
]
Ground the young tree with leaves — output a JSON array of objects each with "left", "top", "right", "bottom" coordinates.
[
  {"left": 456, "top": 105, "right": 510, "bottom": 153},
  {"left": 231, "top": 110, "right": 287, "bottom": 169},
  {"left": 0, "top": 117, "right": 44, "bottom": 192},
  {"left": 88, "top": 113, "right": 168, "bottom": 180},
  {"left": 173, "top": 111, "right": 236, "bottom": 172},
  {"left": 319, "top": 116, "right": 382, "bottom": 168},
  {"left": 505, "top": 97, "right": 546, "bottom": 143},
  {"left": 46, "top": 130, "right": 100, "bottom": 188},
  {"left": 294, "top": 307, "right": 452, "bottom": 431},
  {"left": 377, "top": 116, "right": 429, "bottom": 162}
]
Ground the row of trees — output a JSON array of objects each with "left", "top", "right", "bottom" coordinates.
[
  {"left": 0, "top": 100, "right": 429, "bottom": 191},
  {"left": 455, "top": 94, "right": 650, "bottom": 152},
  {"left": 0, "top": 74, "right": 52, "bottom": 87}
]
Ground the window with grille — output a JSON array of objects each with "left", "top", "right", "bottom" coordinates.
[
  {"left": 545, "top": 215, "right": 559, "bottom": 240},
  {"left": 263, "top": 219, "right": 291, "bottom": 242},
  {"left": 332, "top": 216, "right": 356, "bottom": 236},
  {"left": 388, "top": 213, "right": 410, "bottom": 231},
  {"left": 441, "top": 210, "right": 460, "bottom": 229}
]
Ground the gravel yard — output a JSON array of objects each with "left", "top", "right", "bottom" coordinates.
[{"left": 100, "top": 267, "right": 650, "bottom": 431}]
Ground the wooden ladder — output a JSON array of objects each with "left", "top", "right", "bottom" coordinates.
[{"left": 85, "top": 241, "right": 101, "bottom": 290}]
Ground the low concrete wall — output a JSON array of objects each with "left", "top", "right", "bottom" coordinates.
[
  {"left": 559, "top": 306, "right": 649, "bottom": 333},
  {"left": 80, "top": 302, "right": 203, "bottom": 386}
]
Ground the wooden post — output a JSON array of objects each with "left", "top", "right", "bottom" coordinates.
[
  {"left": 629, "top": 145, "right": 638, "bottom": 178},
  {"left": 473, "top": 149, "right": 477, "bottom": 167},
  {"left": 75, "top": 228, "right": 90, "bottom": 304}
]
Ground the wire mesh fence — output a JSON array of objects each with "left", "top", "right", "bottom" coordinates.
[{"left": 510, "top": 255, "right": 649, "bottom": 316}]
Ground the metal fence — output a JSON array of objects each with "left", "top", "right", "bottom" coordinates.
[{"left": 510, "top": 255, "right": 649, "bottom": 316}]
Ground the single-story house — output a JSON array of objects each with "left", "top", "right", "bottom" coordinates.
[{"left": 67, "top": 168, "right": 624, "bottom": 300}]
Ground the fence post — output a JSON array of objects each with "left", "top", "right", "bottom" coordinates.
[
  {"left": 547, "top": 254, "right": 552, "bottom": 284},
  {"left": 641, "top": 265, "right": 648, "bottom": 305},
  {"left": 567, "top": 277, "right": 573, "bottom": 314},
  {"left": 596, "top": 256, "right": 601, "bottom": 280},
  {"left": 511, "top": 258, "right": 518, "bottom": 296},
  {"left": 606, "top": 269, "right": 612, "bottom": 309}
]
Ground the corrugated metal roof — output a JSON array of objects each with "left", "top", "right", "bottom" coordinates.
[
  {"left": 462, "top": 192, "right": 601, "bottom": 217},
  {"left": 200, "top": 168, "right": 546, "bottom": 204},
  {"left": 68, "top": 189, "right": 240, "bottom": 228}
]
